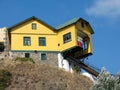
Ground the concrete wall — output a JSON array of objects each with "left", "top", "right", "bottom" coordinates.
[{"left": 58, "top": 53, "right": 74, "bottom": 72}]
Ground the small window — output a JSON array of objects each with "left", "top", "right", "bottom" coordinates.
[
  {"left": 32, "top": 23, "right": 37, "bottom": 30},
  {"left": 41, "top": 53, "right": 47, "bottom": 60},
  {"left": 63, "top": 32, "right": 71, "bottom": 43},
  {"left": 81, "top": 22, "right": 84, "bottom": 28},
  {"left": 39, "top": 37, "right": 46, "bottom": 46},
  {"left": 25, "top": 53, "right": 30, "bottom": 58},
  {"left": 24, "top": 37, "right": 31, "bottom": 46},
  {"left": 83, "top": 40, "right": 88, "bottom": 50}
]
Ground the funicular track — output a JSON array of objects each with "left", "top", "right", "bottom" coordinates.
[{"left": 67, "top": 56, "right": 99, "bottom": 77}]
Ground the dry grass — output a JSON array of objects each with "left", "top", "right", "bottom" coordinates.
[{"left": 0, "top": 59, "right": 93, "bottom": 90}]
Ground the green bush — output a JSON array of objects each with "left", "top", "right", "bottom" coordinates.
[
  {"left": 91, "top": 68, "right": 120, "bottom": 90},
  {"left": 15, "top": 57, "right": 35, "bottom": 63},
  {"left": 0, "top": 70, "right": 12, "bottom": 90},
  {"left": 73, "top": 65, "right": 80, "bottom": 72}
]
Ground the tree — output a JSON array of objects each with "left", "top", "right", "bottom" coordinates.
[
  {"left": 91, "top": 68, "right": 120, "bottom": 90},
  {"left": 114, "top": 73, "right": 120, "bottom": 90}
]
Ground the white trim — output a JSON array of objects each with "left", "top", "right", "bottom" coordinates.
[
  {"left": 62, "top": 59, "right": 69, "bottom": 71},
  {"left": 58, "top": 53, "right": 63, "bottom": 68},
  {"left": 57, "top": 53, "right": 75, "bottom": 72}
]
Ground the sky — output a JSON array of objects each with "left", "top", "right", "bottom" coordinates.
[{"left": 0, "top": 0, "right": 120, "bottom": 74}]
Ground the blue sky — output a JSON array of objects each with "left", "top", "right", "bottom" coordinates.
[{"left": 0, "top": 0, "right": 120, "bottom": 74}]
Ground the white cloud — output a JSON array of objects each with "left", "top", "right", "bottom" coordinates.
[{"left": 86, "top": 0, "right": 120, "bottom": 18}]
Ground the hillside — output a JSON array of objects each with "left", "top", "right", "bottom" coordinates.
[{"left": 0, "top": 59, "right": 93, "bottom": 90}]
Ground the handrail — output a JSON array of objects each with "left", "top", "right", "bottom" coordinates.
[
  {"left": 84, "top": 60, "right": 101, "bottom": 73},
  {"left": 67, "top": 56, "right": 99, "bottom": 77}
]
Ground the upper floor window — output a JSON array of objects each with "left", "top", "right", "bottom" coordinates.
[
  {"left": 32, "top": 23, "right": 37, "bottom": 30},
  {"left": 24, "top": 37, "right": 31, "bottom": 46},
  {"left": 63, "top": 32, "right": 71, "bottom": 43},
  {"left": 81, "top": 22, "right": 84, "bottom": 28},
  {"left": 39, "top": 37, "right": 46, "bottom": 46}
]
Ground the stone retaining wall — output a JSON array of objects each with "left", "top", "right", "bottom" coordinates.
[{"left": 9, "top": 51, "right": 58, "bottom": 67}]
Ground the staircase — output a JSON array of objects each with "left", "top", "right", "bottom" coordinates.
[{"left": 67, "top": 56, "right": 100, "bottom": 77}]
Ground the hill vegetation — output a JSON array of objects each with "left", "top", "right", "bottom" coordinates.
[
  {"left": 0, "top": 59, "right": 93, "bottom": 90},
  {"left": 91, "top": 68, "right": 120, "bottom": 90}
]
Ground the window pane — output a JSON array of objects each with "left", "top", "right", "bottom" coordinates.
[
  {"left": 83, "top": 40, "right": 88, "bottom": 50},
  {"left": 32, "top": 23, "right": 37, "bottom": 30},
  {"left": 63, "top": 32, "right": 71, "bottom": 43},
  {"left": 41, "top": 53, "right": 47, "bottom": 60},
  {"left": 25, "top": 53, "right": 30, "bottom": 58},
  {"left": 81, "top": 22, "right": 84, "bottom": 28},
  {"left": 24, "top": 37, "right": 31, "bottom": 46},
  {"left": 39, "top": 37, "right": 46, "bottom": 46}
]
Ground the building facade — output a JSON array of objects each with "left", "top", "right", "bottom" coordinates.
[
  {"left": 0, "top": 27, "right": 9, "bottom": 51},
  {"left": 8, "top": 16, "right": 94, "bottom": 72}
]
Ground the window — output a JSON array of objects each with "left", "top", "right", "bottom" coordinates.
[
  {"left": 83, "top": 40, "right": 88, "bottom": 50},
  {"left": 63, "top": 32, "right": 71, "bottom": 43},
  {"left": 32, "top": 23, "right": 37, "bottom": 30},
  {"left": 41, "top": 53, "right": 47, "bottom": 60},
  {"left": 24, "top": 37, "right": 31, "bottom": 46},
  {"left": 25, "top": 53, "right": 30, "bottom": 58},
  {"left": 39, "top": 37, "right": 46, "bottom": 46},
  {"left": 81, "top": 22, "right": 84, "bottom": 28}
]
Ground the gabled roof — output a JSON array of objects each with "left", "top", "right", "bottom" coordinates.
[
  {"left": 8, "top": 16, "right": 94, "bottom": 34},
  {"left": 56, "top": 17, "right": 94, "bottom": 34},
  {"left": 8, "top": 16, "right": 56, "bottom": 31}
]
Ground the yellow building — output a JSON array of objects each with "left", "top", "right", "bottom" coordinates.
[{"left": 8, "top": 16, "right": 94, "bottom": 72}]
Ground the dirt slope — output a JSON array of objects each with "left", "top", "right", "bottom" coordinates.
[{"left": 0, "top": 60, "right": 93, "bottom": 90}]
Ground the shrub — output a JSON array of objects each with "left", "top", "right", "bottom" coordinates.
[
  {"left": 73, "top": 65, "right": 80, "bottom": 72},
  {"left": 15, "top": 57, "right": 35, "bottom": 63},
  {"left": 91, "top": 68, "right": 120, "bottom": 90},
  {"left": 0, "top": 70, "right": 12, "bottom": 90}
]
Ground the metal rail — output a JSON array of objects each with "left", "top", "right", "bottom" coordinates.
[{"left": 67, "top": 56, "right": 99, "bottom": 77}]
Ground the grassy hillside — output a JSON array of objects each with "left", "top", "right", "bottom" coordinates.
[{"left": 0, "top": 59, "right": 93, "bottom": 90}]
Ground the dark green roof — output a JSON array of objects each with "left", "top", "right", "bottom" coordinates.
[
  {"left": 56, "top": 17, "right": 80, "bottom": 29},
  {"left": 55, "top": 17, "right": 94, "bottom": 34}
]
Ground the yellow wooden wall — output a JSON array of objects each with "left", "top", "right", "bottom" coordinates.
[
  {"left": 11, "top": 20, "right": 59, "bottom": 51},
  {"left": 10, "top": 18, "right": 93, "bottom": 56},
  {"left": 57, "top": 25, "right": 77, "bottom": 51}
]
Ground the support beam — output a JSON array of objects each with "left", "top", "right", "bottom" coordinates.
[{"left": 67, "top": 56, "right": 99, "bottom": 77}]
